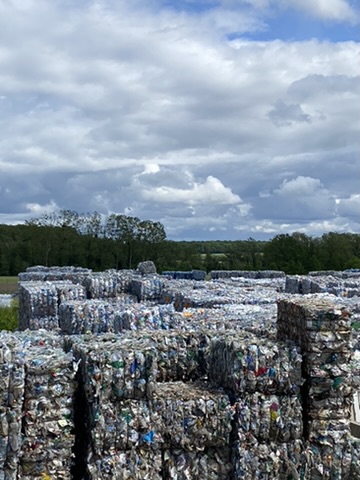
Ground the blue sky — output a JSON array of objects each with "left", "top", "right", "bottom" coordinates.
[
  {"left": 160, "top": 0, "right": 359, "bottom": 41},
  {"left": 0, "top": 0, "right": 359, "bottom": 240}
]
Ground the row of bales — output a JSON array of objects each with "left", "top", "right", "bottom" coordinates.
[{"left": 0, "top": 264, "right": 359, "bottom": 479}]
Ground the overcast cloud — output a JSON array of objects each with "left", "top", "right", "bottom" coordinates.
[{"left": 0, "top": 0, "right": 359, "bottom": 240}]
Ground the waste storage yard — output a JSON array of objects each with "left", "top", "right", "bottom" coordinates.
[{"left": 1, "top": 264, "right": 360, "bottom": 479}]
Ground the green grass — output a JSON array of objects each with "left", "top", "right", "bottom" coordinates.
[
  {"left": 0, "top": 299, "right": 19, "bottom": 331},
  {"left": 0, "top": 276, "right": 18, "bottom": 295}
]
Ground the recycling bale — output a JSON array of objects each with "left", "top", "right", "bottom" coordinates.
[
  {"left": 69, "top": 334, "right": 156, "bottom": 404},
  {"left": 82, "top": 270, "right": 135, "bottom": 299},
  {"left": 113, "top": 304, "right": 181, "bottom": 332},
  {"left": 18, "top": 266, "right": 92, "bottom": 283},
  {"left": 18, "top": 347, "right": 76, "bottom": 479},
  {"left": 210, "top": 270, "right": 285, "bottom": 280},
  {"left": 284, "top": 274, "right": 360, "bottom": 297},
  {"left": 149, "top": 381, "right": 233, "bottom": 450},
  {"left": 0, "top": 334, "right": 25, "bottom": 480},
  {"left": 277, "top": 295, "right": 357, "bottom": 467},
  {"left": 59, "top": 297, "right": 137, "bottom": 334},
  {"left": 208, "top": 331, "right": 303, "bottom": 395},
  {"left": 129, "top": 276, "right": 164, "bottom": 301},
  {"left": 151, "top": 330, "right": 206, "bottom": 382},
  {"left": 163, "top": 447, "right": 232, "bottom": 479},
  {"left": 235, "top": 392, "right": 303, "bottom": 442},
  {"left": 137, "top": 261, "right": 157, "bottom": 275},
  {"left": 91, "top": 398, "right": 165, "bottom": 454},
  {"left": 18, "top": 282, "right": 59, "bottom": 330},
  {"left": 53, "top": 280, "right": 87, "bottom": 303}
]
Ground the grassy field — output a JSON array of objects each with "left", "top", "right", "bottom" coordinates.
[
  {"left": 0, "top": 277, "right": 19, "bottom": 295},
  {"left": 0, "top": 299, "right": 18, "bottom": 331}
]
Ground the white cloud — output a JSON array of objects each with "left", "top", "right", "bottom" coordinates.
[
  {"left": 274, "top": 176, "right": 325, "bottom": 196},
  {"left": 25, "top": 200, "right": 60, "bottom": 215},
  {"left": 142, "top": 176, "right": 242, "bottom": 205}
]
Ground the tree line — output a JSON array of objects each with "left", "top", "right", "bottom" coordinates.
[{"left": 0, "top": 210, "right": 359, "bottom": 276}]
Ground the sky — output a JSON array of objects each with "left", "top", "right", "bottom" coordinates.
[{"left": 0, "top": 0, "right": 359, "bottom": 241}]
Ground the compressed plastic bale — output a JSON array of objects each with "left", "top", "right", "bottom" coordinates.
[
  {"left": 5, "top": 356, "right": 25, "bottom": 478},
  {"left": 151, "top": 331, "right": 206, "bottom": 382},
  {"left": 208, "top": 331, "right": 303, "bottom": 395},
  {"left": 232, "top": 437, "right": 304, "bottom": 479},
  {"left": 86, "top": 449, "right": 163, "bottom": 480},
  {"left": 59, "top": 299, "right": 114, "bottom": 334},
  {"left": 285, "top": 274, "right": 360, "bottom": 297},
  {"left": 18, "top": 279, "right": 87, "bottom": 330},
  {"left": 129, "top": 276, "right": 164, "bottom": 301},
  {"left": 162, "top": 270, "right": 207, "bottom": 281},
  {"left": 82, "top": 270, "right": 135, "bottom": 299},
  {"left": 69, "top": 330, "right": 215, "bottom": 459},
  {"left": 191, "top": 269, "right": 207, "bottom": 281},
  {"left": 210, "top": 270, "right": 285, "bottom": 280},
  {"left": 19, "top": 347, "right": 75, "bottom": 479},
  {"left": 59, "top": 298, "right": 136, "bottom": 334},
  {"left": 61, "top": 301, "right": 180, "bottom": 335},
  {"left": 18, "top": 265, "right": 92, "bottom": 283},
  {"left": 165, "top": 303, "right": 278, "bottom": 340},
  {"left": 18, "top": 282, "right": 59, "bottom": 330},
  {"left": 70, "top": 335, "right": 156, "bottom": 403},
  {"left": 53, "top": 280, "right": 87, "bottom": 303},
  {"left": 91, "top": 398, "right": 165, "bottom": 454},
  {"left": 0, "top": 332, "right": 68, "bottom": 479},
  {"left": 150, "top": 381, "right": 233, "bottom": 450},
  {"left": 162, "top": 271, "right": 195, "bottom": 280},
  {"left": 137, "top": 261, "right": 157, "bottom": 275},
  {"left": 235, "top": 393, "right": 303, "bottom": 442},
  {"left": 113, "top": 304, "right": 182, "bottom": 332},
  {"left": 161, "top": 277, "right": 282, "bottom": 311},
  {"left": 69, "top": 330, "right": 209, "bottom": 400},
  {"left": 0, "top": 334, "right": 28, "bottom": 478},
  {"left": 163, "top": 447, "right": 232, "bottom": 479},
  {"left": 277, "top": 296, "right": 353, "bottom": 352}
]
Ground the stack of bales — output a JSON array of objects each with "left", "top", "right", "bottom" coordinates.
[
  {"left": 159, "top": 280, "right": 239, "bottom": 311},
  {"left": 207, "top": 330, "right": 304, "bottom": 478},
  {"left": 18, "top": 265, "right": 92, "bottom": 283},
  {"left": 59, "top": 302, "right": 182, "bottom": 334},
  {"left": 210, "top": 270, "right": 285, "bottom": 280},
  {"left": 18, "top": 281, "right": 86, "bottom": 330},
  {"left": 0, "top": 331, "right": 75, "bottom": 479},
  {"left": 58, "top": 299, "right": 134, "bottom": 334},
  {"left": 0, "top": 335, "right": 24, "bottom": 480},
  {"left": 285, "top": 274, "right": 360, "bottom": 297},
  {"left": 277, "top": 296, "right": 359, "bottom": 478},
  {"left": 19, "top": 346, "right": 75, "bottom": 479},
  {"left": 67, "top": 331, "right": 233, "bottom": 479},
  {"left": 162, "top": 270, "right": 206, "bottom": 281}
]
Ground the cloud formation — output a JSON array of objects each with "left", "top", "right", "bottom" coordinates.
[{"left": 0, "top": 0, "right": 358, "bottom": 239}]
